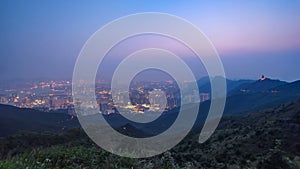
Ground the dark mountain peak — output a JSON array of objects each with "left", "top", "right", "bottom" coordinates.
[
  {"left": 254, "top": 78, "right": 285, "bottom": 85},
  {"left": 258, "top": 74, "right": 267, "bottom": 81},
  {"left": 196, "top": 76, "right": 255, "bottom": 93},
  {"left": 256, "top": 75, "right": 282, "bottom": 83},
  {"left": 232, "top": 76, "right": 287, "bottom": 93}
]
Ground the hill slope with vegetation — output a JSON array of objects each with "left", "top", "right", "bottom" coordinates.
[{"left": 0, "top": 99, "right": 299, "bottom": 168}]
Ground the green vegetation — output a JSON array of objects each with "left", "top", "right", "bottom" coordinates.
[
  {"left": 0, "top": 145, "right": 142, "bottom": 169},
  {"left": 0, "top": 100, "right": 300, "bottom": 168}
]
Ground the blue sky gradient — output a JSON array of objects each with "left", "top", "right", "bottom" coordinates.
[{"left": 0, "top": 0, "right": 299, "bottom": 81}]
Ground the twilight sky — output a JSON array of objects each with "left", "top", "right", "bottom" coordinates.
[{"left": 0, "top": 0, "right": 299, "bottom": 81}]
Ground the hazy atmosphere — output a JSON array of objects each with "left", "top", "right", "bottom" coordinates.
[
  {"left": 1, "top": 1, "right": 300, "bottom": 168},
  {"left": 1, "top": 0, "right": 300, "bottom": 81}
]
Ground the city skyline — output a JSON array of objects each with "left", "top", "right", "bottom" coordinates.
[{"left": 1, "top": 1, "right": 300, "bottom": 166}]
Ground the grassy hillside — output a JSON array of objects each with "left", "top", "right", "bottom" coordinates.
[{"left": 0, "top": 100, "right": 299, "bottom": 168}]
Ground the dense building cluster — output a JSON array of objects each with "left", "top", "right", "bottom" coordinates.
[{"left": 0, "top": 80, "right": 210, "bottom": 115}]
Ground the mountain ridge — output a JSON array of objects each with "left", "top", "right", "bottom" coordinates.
[{"left": 0, "top": 104, "right": 79, "bottom": 137}]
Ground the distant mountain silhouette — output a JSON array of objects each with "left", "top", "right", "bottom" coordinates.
[
  {"left": 273, "top": 80, "right": 300, "bottom": 93},
  {"left": 188, "top": 78, "right": 300, "bottom": 130},
  {"left": 229, "top": 77, "right": 287, "bottom": 95},
  {"left": 196, "top": 76, "right": 254, "bottom": 93},
  {"left": 0, "top": 104, "right": 80, "bottom": 137},
  {"left": 223, "top": 79, "right": 300, "bottom": 116}
]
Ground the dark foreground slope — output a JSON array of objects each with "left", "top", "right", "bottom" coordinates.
[
  {"left": 0, "top": 104, "right": 80, "bottom": 137},
  {"left": 172, "top": 99, "right": 300, "bottom": 168},
  {"left": 0, "top": 100, "right": 299, "bottom": 168}
]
